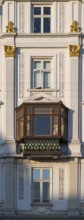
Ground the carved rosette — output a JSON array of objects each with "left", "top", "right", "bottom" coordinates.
[
  {"left": 70, "top": 20, "right": 80, "bottom": 32},
  {"left": 69, "top": 45, "right": 80, "bottom": 57},
  {"left": 4, "top": 46, "right": 15, "bottom": 57},
  {"left": 6, "top": 21, "right": 15, "bottom": 33}
]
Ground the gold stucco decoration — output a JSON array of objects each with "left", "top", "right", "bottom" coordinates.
[
  {"left": 70, "top": 20, "right": 80, "bottom": 32},
  {"left": 4, "top": 46, "right": 15, "bottom": 57},
  {"left": 69, "top": 45, "right": 80, "bottom": 57},
  {"left": 6, "top": 21, "right": 14, "bottom": 33}
]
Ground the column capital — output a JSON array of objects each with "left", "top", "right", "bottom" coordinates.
[{"left": 4, "top": 45, "right": 15, "bottom": 57}]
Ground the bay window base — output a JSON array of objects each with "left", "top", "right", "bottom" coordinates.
[{"left": 68, "top": 140, "right": 81, "bottom": 157}]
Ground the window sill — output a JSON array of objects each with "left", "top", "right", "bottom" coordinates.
[
  {"left": 31, "top": 203, "right": 53, "bottom": 207},
  {"left": 29, "top": 89, "right": 55, "bottom": 92}
]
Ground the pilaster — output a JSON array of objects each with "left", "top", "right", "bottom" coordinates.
[
  {"left": 68, "top": 45, "right": 81, "bottom": 156},
  {"left": 68, "top": 158, "right": 79, "bottom": 216},
  {"left": 4, "top": 158, "right": 15, "bottom": 215},
  {"left": 5, "top": 45, "right": 15, "bottom": 142}
]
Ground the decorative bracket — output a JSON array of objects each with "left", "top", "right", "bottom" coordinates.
[
  {"left": 4, "top": 45, "right": 15, "bottom": 57},
  {"left": 69, "top": 45, "right": 80, "bottom": 57}
]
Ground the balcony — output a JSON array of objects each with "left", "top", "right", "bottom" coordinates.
[{"left": 16, "top": 102, "right": 68, "bottom": 157}]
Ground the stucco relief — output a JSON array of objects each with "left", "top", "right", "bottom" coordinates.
[
  {"left": 59, "top": 52, "right": 65, "bottom": 98},
  {"left": 19, "top": 3, "right": 25, "bottom": 33},
  {"left": 19, "top": 53, "right": 24, "bottom": 98},
  {"left": 59, "top": 168, "right": 64, "bottom": 200},
  {"left": 18, "top": 167, "right": 24, "bottom": 200},
  {"left": 60, "top": 3, "right": 65, "bottom": 33}
]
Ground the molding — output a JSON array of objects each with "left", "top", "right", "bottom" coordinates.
[
  {"left": 69, "top": 45, "right": 80, "bottom": 57},
  {"left": 4, "top": 45, "right": 15, "bottom": 57}
]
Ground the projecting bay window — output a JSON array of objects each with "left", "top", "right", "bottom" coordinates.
[
  {"left": 32, "top": 168, "right": 51, "bottom": 203},
  {"left": 32, "top": 6, "right": 51, "bottom": 33},
  {"left": 32, "top": 60, "right": 51, "bottom": 89},
  {"left": 16, "top": 103, "right": 68, "bottom": 142}
]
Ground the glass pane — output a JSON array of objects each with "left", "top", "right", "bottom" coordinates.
[
  {"left": 34, "top": 61, "right": 41, "bottom": 69},
  {"left": 44, "top": 18, "right": 50, "bottom": 33},
  {"left": 34, "top": 115, "right": 50, "bottom": 135},
  {"left": 32, "top": 182, "right": 40, "bottom": 202},
  {"left": 34, "top": 18, "right": 41, "bottom": 33},
  {"left": 19, "top": 117, "right": 24, "bottom": 137},
  {"left": 34, "top": 70, "right": 41, "bottom": 88},
  {"left": 33, "top": 169, "right": 40, "bottom": 180},
  {"left": 26, "top": 115, "right": 31, "bottom": 136},
  {"left": 43, "top": 169, "right": 50, "bottom": 180},
  {"left": 34, "top": 7, "right": 41, "bottom": 15},
  {"left": 43, "top": 182, "right": 49, "bottom": 202},
  {"left": 61, "top": 117, "right": 64, "bottom": 136},
  {"left": 53, "top": 116, "right": 58, "bottom": 135},
  {"left": 43, "top": 61, "right": 50, "bottom": 70},
  {"left": 44, "top": 7, "right": 50, "bottom": 15},
  {"left": 43, "top": 72, "right": 50, "bottom": 88}
]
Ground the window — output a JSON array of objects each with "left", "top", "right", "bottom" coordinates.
[
  {"left": 32, "top": 5, "right": 51, "bottom": 33},
  {"left": 32, "top": 168, "right": 51, "bottom": 203},
  {"left": 16, "top": 103, "right": 68, "bottom": 142},
  {"left": 32, "top": 60, "right": 51, "bottom": 89}
]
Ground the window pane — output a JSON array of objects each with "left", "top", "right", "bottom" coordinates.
[
  {"left": 43, "top": 182, "right": 49, "bottom": 202},
  {"left": 34, "top": 115, "right": 50, "bottom": 135},
  {"left": 32, "top": 182, "right": 40, "bottom": 202},
  {"left": 34, "top": 7, "right": 41, "bottom": 15},
  {"left": 34, "top": 18, "right": 41, "bottom": 33},
  {"left": 34, "top": 61, "right": 41, "bottom": 69},
  {"left": 61, "top": 117, "right": 65, "bottom": 136},
  {"left": 34, "top": 70, "right": 41, "bottom": 88},
  {"left": 44, "top": 18, "right": 50, "bottom": 33},
  {"left": 43, "top": 169, "right": 50, "bottom": 180},
  {"left": 53, "top": 116, "right": 58, "bottom": 135},
  {"left": 43, "top": 61, "right": 50, "bottom": 70},
  {"left": 43, "top": 72, "right": 50, "bottom": 88},
  {"left": 44, "top": 7, "right": 50, "bottom": 15},
  {"left": 33, "top": 169, "right": 40, "bottom": 180},
  {"left": 19, "top": 117, "right": 24, "bottom": 137}
]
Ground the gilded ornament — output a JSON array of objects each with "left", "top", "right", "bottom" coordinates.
[
  {"left": 6, "top": 21, "right": 14, "bottom": 33},
  {"left": 4, "top": 46, "right": 15, "bottom": 57},
  {"left": 70, "top": 20, "right": 80, "bottom": 32},
  {"left": 69, "top": 45, "right": 80, "bottom": 57}
]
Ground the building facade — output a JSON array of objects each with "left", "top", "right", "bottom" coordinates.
[{"left": 0, "top": 0, "right": 84, "bottom": 219}]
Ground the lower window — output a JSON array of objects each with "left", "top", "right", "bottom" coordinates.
[{"left": 32, "top": 168, "right": 51, "bottom": 203}]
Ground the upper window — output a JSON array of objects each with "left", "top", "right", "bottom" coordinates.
[
  {"left": 32, "top": 6, "right": 51, "bottom": 33},
  {"left": 32, "top": 59, "right": 51, "bottom": 89},
  {"left": 32, "top": 168, "right": 51, "bottom": 203}
]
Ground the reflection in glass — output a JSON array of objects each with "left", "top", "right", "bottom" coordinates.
[
  {"left": 44, "top": 72, "right": 50, "bottom": 88},
  {"left": 19, "top": 117, "right": 24, "bottom": 137},
  {"left": 53, "top": 116, "right": 58, "bottom": 135},
  {"left": 32, "top": 182, "right": 40, "bottom": 202},
  {"left": 43, "top": 169, "right": 50, "bottom": 180},
  {"left": 61, "top": 117, "right": 64, "bottom": 136},
  {"left": 44, "top": 18, "right": 50, "bottom": 33},
  {"left": 34, "top": 115, "right": 50, "bottom": 135},
  {"left": 34, "top": 18, "right": 41, "bottom": 33},
  {"left": 34, "top": 7, "right": 41, "bottom": 15},
  {"left": 43, "top": 182, "right": 49, "bottom": 202},
  {"left": 34, "top": 70, "right": 41, "bottom": 88},
  {"left": 33, "top": 169, "right": 40, "bottom": 180},
  {"left": 44, "top": 7, "right": 50, "bottom": 15}
]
